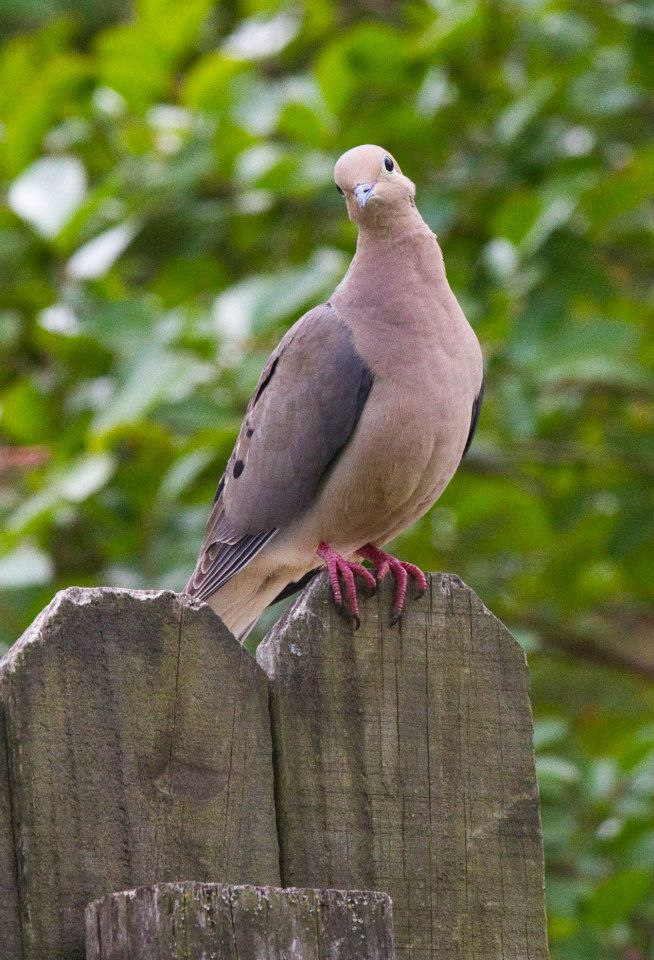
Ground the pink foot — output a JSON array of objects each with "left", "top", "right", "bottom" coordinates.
[
  {"left": 357, "top": 544, "right": 428, "bottom": 625},
  {"left": 317, "top": 542, "right": 378, "bottom": 628}
]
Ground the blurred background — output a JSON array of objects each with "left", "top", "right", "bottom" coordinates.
[{"left": 0, "top": 0, "right": 652, "bottom": 955}]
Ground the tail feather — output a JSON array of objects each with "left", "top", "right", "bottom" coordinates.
[{"left": 200, "top": 552, "right": 312, "bottom": 642}]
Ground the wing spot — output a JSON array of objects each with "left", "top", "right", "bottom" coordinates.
[
  {"left": 253, "top": 356, "right": 279, "bottom": 405},
  {"left": 233, "top": 459, "right": 244, "bottom": 478},
  {"left": 246, "top": 427, "right": 254, "bottom": 437}
]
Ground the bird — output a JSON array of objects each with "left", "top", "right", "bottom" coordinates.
[{"left": 186, "top": 144, "right": 484, "bottom": 642}]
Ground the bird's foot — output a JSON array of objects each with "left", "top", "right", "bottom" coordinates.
[
  {"left": 317, "top": 542, "right": 378, "bottom": 629},
  {"left": 357, "top": 544, "right": 428, "bottom": 626}
]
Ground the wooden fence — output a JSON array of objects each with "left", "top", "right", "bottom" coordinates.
[{"left": 0, "top": 573, "right": 549, "bottom": 959}]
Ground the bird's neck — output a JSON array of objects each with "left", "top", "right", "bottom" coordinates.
[
  {"left": 332, "top": 204, "right": 448, "bottom": 319},
  {"left": 329, "top": 202, "right": 477, "bottom": 381},
  {"left": 356, "top": 202, "right": 438, "bottom": 258}
]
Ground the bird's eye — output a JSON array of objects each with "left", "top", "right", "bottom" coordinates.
[
  {"left": 384, "top": 156, "right": 394, "bottom": 172},
  {"left": 336, "top": 184, "right": 344, "bottom": 195}
]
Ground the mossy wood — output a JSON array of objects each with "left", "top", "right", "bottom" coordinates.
[
  {"left": 257, "top": 573, "right": 549, "bottom": 960},
  {"left": 86, "top": 881, "right": 396, "bottom": 959},
  {"left": 0, "top": 588, "right": 279, "bottom": 960}
]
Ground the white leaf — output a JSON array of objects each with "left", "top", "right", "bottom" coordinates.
[
  {"left": 38, "top": 304, "right": 79, "bottom": 336},
  {"left": 8, "top": 156, "right": 87, "bottom": 238},
  {"left": 67, "top": 221, "right": 139, "bottom": 280},
  {"left": 213, "top": 247, "right": 347, "bottom": 343},
  {"left": 222, "top": 13, "right": 299, "bottom": 60},
  {"left": 60, "top": 454, "right": 114, "bottom": 502},
  {"left": 0, "top": 544, "right": 52, "bottom": 588}
]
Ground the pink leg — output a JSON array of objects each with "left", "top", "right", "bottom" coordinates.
[
  {"left": 357, "top": 544, "right": 428, "bottom": 625},
  {"left": 317, "top": 542, "right": 378, "bottom": 628}
]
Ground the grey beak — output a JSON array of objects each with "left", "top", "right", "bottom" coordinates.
[{"left": 354, "top": 182, "right": 374, "bottom": 209}]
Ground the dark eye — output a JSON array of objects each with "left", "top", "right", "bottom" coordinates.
[
  {"left": 336, "top": 184, "right": 344, "bottom": 195},
  {"left": 384, "top": 156, "right": 394, "bottom": 172}
]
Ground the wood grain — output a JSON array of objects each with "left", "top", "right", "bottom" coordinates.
[
  {"left": 86, "top": 882, "right": 396, "bottom": 960},
  {"left": 0, "top": 588, "right": 279, "bottom": 960},
  {"left": 0, "top": 704, "right": 22, "bottom": 958},
  {"left": 257, "top": 572, "right": 549, "bottom": 960}
]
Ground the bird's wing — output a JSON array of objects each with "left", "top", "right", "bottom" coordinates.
[{"left": 186, "top": 302, "right": 373, "bottom": 602}]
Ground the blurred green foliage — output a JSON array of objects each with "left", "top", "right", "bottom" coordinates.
[{"left": 0, "top": 0, "right": 653, "bottom": 956}]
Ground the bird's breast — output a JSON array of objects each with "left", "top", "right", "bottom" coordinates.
[{"left": 309, "top": 352, "right": 477, "bottom": 553}]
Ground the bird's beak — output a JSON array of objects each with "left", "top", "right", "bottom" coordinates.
[{"left": 354, "top": 182, "right": 375, "bottom": 209}]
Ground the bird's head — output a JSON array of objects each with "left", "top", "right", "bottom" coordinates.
[{"left": 334, "top": 145, "right": 416, "bottom": 226}]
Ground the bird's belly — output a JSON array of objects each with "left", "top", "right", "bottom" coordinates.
[{"left": 308, "top": 383, "right": 471, "bottom": 554}]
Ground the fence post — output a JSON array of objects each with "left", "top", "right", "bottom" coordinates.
[
  {"left": 257, "top": 572, "right": 549, "bottom": 960},
  {"left": 0, "top": 587, "right": 279, "bottom": 960},
  {"left": 0, "top": 706, "right": 21, "bottom": 957},
  {"left": 1, "top": 573, "right": 549, "bottom": 960},
  {"left": 86, "top": 882, "right": 396, "bottom": 960}
]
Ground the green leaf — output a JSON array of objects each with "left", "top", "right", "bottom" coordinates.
[
  {"left": 1, "top": 379, "right": 54, "bottom": 442},
  {"left": 315, "top": 24, "right": 408, "bottom": 114},
  {"left": 584, "top": 869, "right": 652, "bottom": 928}
]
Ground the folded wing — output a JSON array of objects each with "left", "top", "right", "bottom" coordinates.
[{"left": 186, "top": 303, "right": 373, "bottom": 602}]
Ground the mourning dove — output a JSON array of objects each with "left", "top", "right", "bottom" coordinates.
[{"left": 186, "top": 145, "right": 484, "bottom": 641}]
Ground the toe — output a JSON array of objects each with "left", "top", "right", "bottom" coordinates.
[
  {"left": 338, "top": 563, "right": 361, "bottom": 621},
  {"left": 356, "top": 564, "right": 378, "bottom": 592},
  {"left": 402, "top": 562, "right": 427, "bottom": 594},
  {"left": 328, "top": 570, "right": 343, "bottom": 607},
  {"left": 376, "top": 560, "right": 390, "bottom": 583}
]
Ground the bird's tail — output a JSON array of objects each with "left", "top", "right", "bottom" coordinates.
[{"left": 200, "top": 554, "right": 301, "bottom": 643}]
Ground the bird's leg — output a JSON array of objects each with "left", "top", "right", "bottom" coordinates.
[
  {"left": 317, "top": 542, "right": 378, "bottom": 628},
  {"left": 357, "top": 544, "right": 428, "bottom": 625}
]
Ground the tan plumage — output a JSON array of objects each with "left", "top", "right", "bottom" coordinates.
[{"left": 186, "top": 145, "right": 483, "bottom": 640}]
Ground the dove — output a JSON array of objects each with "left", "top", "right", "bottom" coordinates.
[{"left": 186, "top": 144, "right": 484, "bottom": 641}]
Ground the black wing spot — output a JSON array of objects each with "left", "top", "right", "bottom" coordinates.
[
  {"left": 246, "top": 427, "right": 254, "bottom": 437},
  {"left": 233, "top": 459, "right": 244, "bottom": 478},
  {"left": 462, "top": 379, "right": 484, "bottom": 459},
  {"left": 253, "top": 356, "right": 279, "bottom": 406},
  {"left": 212, "top": 475, "right": 225, "bottom": 504}
]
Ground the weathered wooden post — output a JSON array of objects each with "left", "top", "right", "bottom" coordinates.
[
  {"left": 86, "top": 882, "right": 396, "bottom": 959},
  {"left": 257, "top": 573, "right": 549, "bottom": 960},
  {"left": 0, "top": 707, "right": 21, "bottom": 953},
  {"left": 0, "top": 573, "right": 548, "bottom": 959},
  {"left": 0, "top": 588, "right": 279, "bottom": 960}
]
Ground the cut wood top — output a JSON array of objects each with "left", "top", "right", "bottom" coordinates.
[{"left": 87, "top": 881, "right": 396, "bottom": 960}]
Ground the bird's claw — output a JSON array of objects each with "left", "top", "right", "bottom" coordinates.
[
  {"left": 333, "top": 599, "right": 361, "bottom": 630},
  {"left": 317, "top": 542, "right": 377, "bottom": 628},
  {"left": 358, "top": 544, "right": 427, "bottom": 626}
]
